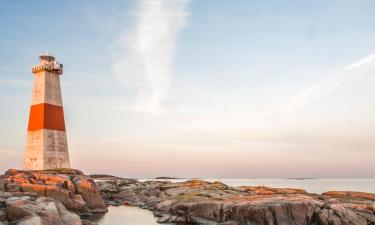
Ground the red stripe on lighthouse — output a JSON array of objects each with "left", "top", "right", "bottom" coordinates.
[{"left": 28, "top": 103, "right": 66, "bottom": 131}]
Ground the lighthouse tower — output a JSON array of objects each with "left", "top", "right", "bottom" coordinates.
[{"left": 24, "top": 53, "right": 70, "bottom": 170}]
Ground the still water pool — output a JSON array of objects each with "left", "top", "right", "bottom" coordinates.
[{"left": 91, "top": 206, "right": 172, "bottom": 225}]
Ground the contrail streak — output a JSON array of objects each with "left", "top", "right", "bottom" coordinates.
[{"left": 112, "top": 0, "right": 189, "bottom": 114}]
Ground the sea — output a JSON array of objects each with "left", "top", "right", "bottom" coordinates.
[{"left": 93, "top": 178, "right": 375, "bottom": 225}]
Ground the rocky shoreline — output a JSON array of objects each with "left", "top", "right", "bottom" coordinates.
[
  {"left": 95, "top": 176, "right": 375, "bottom": 225},
  {"left": 1, "top": 169, "right": 374, "bottom": 225},
  {"left": 0, "top": 169, "right": 107, "bottom": 225}
]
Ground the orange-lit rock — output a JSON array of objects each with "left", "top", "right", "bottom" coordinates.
[
  {"left": 1, "top": 168, "right": 107, "bottom": 216},
  {"left": 20, "top": 183, "right": 46, "bottom": 196},
  {"left": 45, "top": 185, "right": 74, "bottom": 210},
  {"left": 12, "top": 174, "right": 30, "bottom": 184},
  {"left": 73, "top": 176, "right": 107, "bottom": 212},
  {"left": 322, "top": 191, "right": 375, "bottom": 201},
  {"left": 5, "top": 169, "right": 19, "bottom": 176},
  {"left": 237, "top": 185, "right": 307, "bottom": 195}
]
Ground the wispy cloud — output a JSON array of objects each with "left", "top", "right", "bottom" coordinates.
[
  {"left": 344, "top": 53, "right": 375, "bottom": 70},
  {"left": 269, "top": 52, "right": 375, "bottom": 119},
  {"left": 112, "top": 0, "right": 189, "bottom": 114}
]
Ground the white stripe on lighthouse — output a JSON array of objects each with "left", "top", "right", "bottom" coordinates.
[{"left": 31, "top": 71, "right": 63, "bottom": 106}]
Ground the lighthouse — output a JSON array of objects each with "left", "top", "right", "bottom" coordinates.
[{"left": 24, "top": 53, "right": 70, "bottom": 170}]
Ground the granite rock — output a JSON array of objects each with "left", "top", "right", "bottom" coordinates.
[
  {"left": 96, "top": 178, "right": 375, "bottom": 225},
  {"left": 0, "top": 169, "right": 107, "bottom": 216}
]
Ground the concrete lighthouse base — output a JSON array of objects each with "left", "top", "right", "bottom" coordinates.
[{"left": 24, "top": 129, "right": 69, "bottom": 170}]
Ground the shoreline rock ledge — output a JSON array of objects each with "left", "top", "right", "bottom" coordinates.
[
  {"left": 96, "top": 178, "right": 375, "bottom": 225},
  {"left": 0, "top": 168, "right": 107, "bottom": 225}
]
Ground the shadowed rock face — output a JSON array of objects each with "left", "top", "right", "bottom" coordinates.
[
  {"left": 0, "top": 169, "right": 107, "bottom": 221},
  {"left": 0, "top": 194, "right": 82, "bottom": 225},
  {"left": 96, "top": 178, "right": 375, "bottom": 225}
]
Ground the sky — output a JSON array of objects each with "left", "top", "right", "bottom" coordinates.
[{"left": 0, "top": 0, "right": 375, "bottom": 178}]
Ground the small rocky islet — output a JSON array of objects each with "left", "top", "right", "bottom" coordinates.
[{"left": 0, "top": 169, "right": 374, "bottom": 225}]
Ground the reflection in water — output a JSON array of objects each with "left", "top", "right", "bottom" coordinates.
[{"left": 91, "top": 206, "right": 172, "bottom": 225}]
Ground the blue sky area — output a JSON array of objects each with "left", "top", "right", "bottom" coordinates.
[{"left": 0, "top": 0, "right": 375, "bottom": 177}]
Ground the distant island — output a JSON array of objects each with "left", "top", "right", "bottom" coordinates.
[
  {"left": 154, "top": 177, "right": 202, "bottom": 180},
  {"left": 154, "top": 176, "right": 180, "bottom": 179},
  {"left": 286, "top": 177, "right": 317, "bottom": 180}
]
